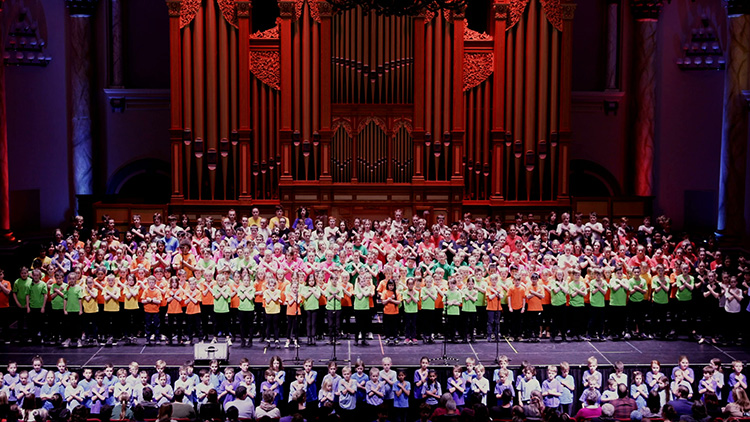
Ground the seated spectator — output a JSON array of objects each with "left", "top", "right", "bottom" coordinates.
[
  {"left": 47, "top": 394, "right": 70, "bottom": 422},
  {"left": 722, "top": 402, "right": 743, "bottom": 419},
  {"left": 280, "top": 390, "right": 306, "bottom": 422},
  {"left": 111, "top": 393, "right": 133, "bottom": 421},
  {"left": 170, "top": 389, "right": 196, "bottom": 421},
  {"left": 702, "top": 392, "right": 721, "bottom": 419},
  {"left": 431, "top": 393, "right": 455, "bottom": 420},
  {"left": 575, "top": 390, "right": 602, "bottom": 422},
  {"left": 679, "top": 400, "right": 709, "bottom": 422},
  {"left": 198, "top": 389, "right": 224, "bottom": 422},
  {"left": 667, "top": 386, "right": 693, "bottom": 418},
  {"left": 662, "top": 404, "right": 679, "bottom": 422},
  {"left": 157, "top": 403, "right": 174, "bottom": 422},
  {"left": 136, "top": 388, "right": 159, "bottom": 420},
  {"left": 255, "top": 390, "right": 281, "bottom": 419},
  {"left": 434, "top": 400, "right": 460, "bottom": 422},
  {"left": 490, "top": 389, "right": 514, "bottom": 420},
  {"left": 612, "top": 384, "right": 638, "bottom": 419},
  {"left": 524, "top": 391, "right": 545, "bottom": 422},
  {"left": 592, "top": 403, "right": 616, "bottom": 422},
  {"left": 224, "top": 386, "right": 254, "bottom": 420},
  {"left": 733, "top": 388, "right": 750, "bottom": 416},
  {"left": 225, "top": 406, "right": 239, "bottom": 422},
  {"left": 20, "top": 394, "right": 38, "bottom": 422},
  {"left": 639, "top": 391, "right": 662, "bottom": 419}
]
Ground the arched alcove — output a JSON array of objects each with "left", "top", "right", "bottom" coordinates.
[
  {"left": 106, "top": 159, "right": 170, "bottom": 203},
  {"left": 570, "top": 159, "right": 622, "bottom": 197}
]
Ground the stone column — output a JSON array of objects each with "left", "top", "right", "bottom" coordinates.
[
  {"left": 717, "top": 1, "right": 750, "bottom": 241},
  {"left": 67, "top": 0, "right": 98, "bottom": 200},
  {"left": 606, "top": 0, "right": 619, "bottom": 90},
  {"left": 631, "top": 1, "right": 662, "bottom": 197},
  {"left": 0, "top": 1, "right": 14, "bottom": 241},
  {"left": 111, "top": 0, "right": 123, "bottom": 87}
]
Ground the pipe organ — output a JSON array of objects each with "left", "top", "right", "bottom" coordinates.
[{"left": 166, "top": 0, "right": 576, "bottom": 218}]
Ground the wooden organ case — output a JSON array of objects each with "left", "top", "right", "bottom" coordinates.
[{"left": 166, "top": 0, "right": 576, "bottom": 220}]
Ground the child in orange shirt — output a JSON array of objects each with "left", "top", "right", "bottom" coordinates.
[
  {"left": 141, "top": 276, "right": 163, "bottom": 344},
  {"left": 524, "top": 273, "right": 545, "bottom": 342},
  {"left": 183, "top": 278, "right": 203, "bottom": 344},
  {"left": 165, "top": 277, "right": 184, "bottom": 345},
  {"left": 506, "top": 274, "right": 526, "bottom": 341}
]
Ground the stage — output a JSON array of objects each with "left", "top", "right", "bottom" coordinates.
[{"left": 1, "top": 337, "right": 747, "bottom": 369}]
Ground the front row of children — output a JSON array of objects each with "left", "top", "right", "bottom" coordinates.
[{"left": 2, "top": 354, "right": 747, "bottom": 422}]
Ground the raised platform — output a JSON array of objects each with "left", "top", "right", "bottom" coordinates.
[{"left": 1, "top": 337, "right": 746, "bottom": 369}]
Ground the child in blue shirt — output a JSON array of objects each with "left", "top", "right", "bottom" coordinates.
[
  {"left": 351, "top": 360, "right": 369, "bottom": 406},
  {"left": 3, "top": 361, "right": 19, "bottom": 404},
  {"left": 494, "top": 368, "right": 515, "bottom": 407},
  {"left": 448, "top": 365, "right": 466, "bottom": 408},
  {"left": 556, "top": 362, "right": 575, "bottom": 415},
  {"left": 422, "top": 369, "right": 442, "bottom": 406},
  {"left": 303, "top": 358, "right": 318, "bottom": 407},
  {"left": 40, "top": 372, "right": 63, "bottom": 410},
  {"left": 78, "top": 368, "right": 94, "bottom": 408},
  {"left": 631, "top": 371, "right": 649, "bottom": 409},
  {"left": 321, "top": 361, "right": 342, "bottom": 405},
  {"left": 579, "top": 356, "right": 602, "bottom": 403},
  {"left": 218, "top": 368, "right": 239, "bottom": 406},
  {"left": 519, "top": 365, "right": 541, "bottom": 405},
  {"left": 542, "top": 366, "right": 562, "bottom": 410},
  {"left": 493, "top": 355, "right": 514, "bottom": 402},
  {"left": 260, "top": 369, "right": 281, "bottom": 407},
  {"left": 366, "top": 367, "right": 385, "bottom": 421},
  {"left": 393, "top": 370, "right": 411, "bottom": 422},
  {"left": 471, "top": 364, "right": 490, "bottom": 406}
]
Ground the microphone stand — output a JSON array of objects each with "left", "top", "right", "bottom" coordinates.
[
  {"left": 430, "top": 304, "right": 458, "bottom": 366},
  {"left": 321, "top": 292, "right": 349, "bottom": 364}
]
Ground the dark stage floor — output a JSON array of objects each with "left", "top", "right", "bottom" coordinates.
[{"left": 1, "top": 336, "right": 747, "bottom": 368}]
